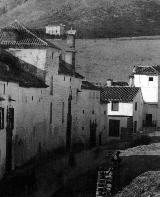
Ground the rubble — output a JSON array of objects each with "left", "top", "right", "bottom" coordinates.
[
  {"left": 120, "top": 143, "right": 160, "bottom": 156},
  {"left": 115, "top": 143, "right": 160, "bottom": 196},
  {"left": 115, "top": 171, "right": 160, "bottom": 197}
]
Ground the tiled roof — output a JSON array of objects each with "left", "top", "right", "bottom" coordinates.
[
  {"left": 58, "top": 60, "right": 84, "bottom": 79},
  {"left": 0, "top": 49, "right": 48, "bottom": 88},
  {"left": 0, "top": 20, "right": 60, "bottom": 49},
  {"left": 81, "top": 81, "right": 100, "bottom": 90},
  {"left": 100, "top": 87, "right": 140, "bottom": 103},
  {"left": 133, "top": 65, "right": 160, "bottom": 75},
  {"left": 152, "top": 65, "right": 160, "bottom": 74}
]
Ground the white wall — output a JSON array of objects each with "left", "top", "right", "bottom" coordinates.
[
  {"left": 108, "top": 102, "right": 133, "bottom": 116},
  {"left": 134, "top": 74, "right": 158, "bottom": 103},
  {"left": 46, "top": 26, "right": 64, "bottom": 35},
  {"left": 133, "top": 90, "right": 144, "bottom": 131},
  {"left": 7, "top": 49, "right": 47, "bottom": 70}
]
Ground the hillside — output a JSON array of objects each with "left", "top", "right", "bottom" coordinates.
[
  {"left": 75, "top": 38, "right": 160, "bottom": 83},
  {"left": 1, "top": 0, "right": 160, "bottom": 38}
]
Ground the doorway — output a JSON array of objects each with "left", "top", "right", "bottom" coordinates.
[
  {"left": 109, "top": 119, "right": 120, "bottom": 137},
  {"left": 146, "top": 114, "right": 152, "bottom": 127}
]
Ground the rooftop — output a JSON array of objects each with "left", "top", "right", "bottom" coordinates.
[
  {"left": 0, "top": 20, "right": 60, "bottom": 49},
  {"left": 100, "top": 86, "right": 140, "bottom": 103},
  {"left": 81, "top": 81, "right": 100, "bottom": 90},
  {"left": 58, "top": 60, "right": 84, "bottom": 79},
  {"left": 133, "top": 65, "right": 160, "bottom": 75}
]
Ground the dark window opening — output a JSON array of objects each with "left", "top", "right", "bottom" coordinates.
[
  {"left": 149, "top": 77, "right": 153, "bottom": 81},
  {"left": 3, "top": 84, "right": 5, "bottom": 95},
  {"left": 104, "top": 111, "right": 106, "bottom": 114},
  {"left": 32, "top": 96, "right": 33, "bottom": 101},
  {"left": 50, "top": 76, "right": 53, "bottom": 95},
  {"left": 111, "top": 101, "right": 119, "bottom": 111},
  {"left": 0, "top": 108, "right": 4, "bottom": 129},
  {"left": 92, "top": 110, "right": 94, "bottom": 114},
  {"left": 83, "top": 110, "right": 85, "bottom": 114},
  {"left": 50, "top": 102, "right": 52, "bottom": 124},
  {"left": 82, "top": 127, "right": 84, "bottom": 130},
  {"left": 135, "top": 102, "right": 137, "bottom": 111}
]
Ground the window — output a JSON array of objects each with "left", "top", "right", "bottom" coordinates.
[
  {"left": 111, "top": 101, "right": 119, "bottom": 111},
  {"left": 0, "top": 108, "right": 4, "bottom": 129},
  {"left": 62, "top": 102, "right": 64, "bottom": 124},
  {"left": 92, "top": 110, "right": 94, "bottom": 114},
  {"left": 149, "top": 77, "right": 153, "bottom": 81},
  {"left": 82, "top": 127, "right": 84, "bottom": 130},
  {"left": 104, "top": 111, "right": 106, "bottom": 114},
  {"left": 50, "top": 76, "right": 53, "bottom": 95},
  {"left": 135, "top": 102, "right": 137, "bottom": 111},
  {"left": 83, "top": 110, "right": 85, "bottom": 114},
  {"left": 3, "top": 84, "right": 5, "bottom": 95},
  {"left": 50, "top": 102, "right": 52, "bottom": 124},
  {"left": 32, "top": 96, "right": 33, "bottom": 101}
]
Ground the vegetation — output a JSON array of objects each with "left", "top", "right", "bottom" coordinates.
[{"left": 1, "top": 0, "right": 160, "bottom": 38}]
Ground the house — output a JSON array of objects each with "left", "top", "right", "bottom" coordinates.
[
  {"left": 130, "top": 65, "right": 160, "bottom": 128},
  {"left": 0, "top": 48, "right": 48, "bottom": 177},
  {"left": 0, "top": 21, "right": 88, "bottom": 167},
  {"left": 45, "top": 24, "right": 65, "bottom": 36},
  {"left": 71, "top": 80, "right": 106, "bottom": 148},
  {"left": 100, "top": 86, "right": 143, "bottom": 140}
]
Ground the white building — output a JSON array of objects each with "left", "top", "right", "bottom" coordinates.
[
  {"left": 45, "top": 24, "right": 65, "bottom": 36},
  {"left": 130, "top": 65, "right": 160, "bottom": 128},
  {"left": 100, "top": 86, "right": 143, "bottom": 140},
  {"left": 0, "top": 48, "right": 48, "bottom": 177}
]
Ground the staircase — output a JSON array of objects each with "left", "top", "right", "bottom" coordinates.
[{"left": 96, "top": 168, "right": 113, "bottom": 197}]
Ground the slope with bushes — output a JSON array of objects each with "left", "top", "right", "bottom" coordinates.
[{"left": 0, "top": 0, "right": 160, "bottom": 38}]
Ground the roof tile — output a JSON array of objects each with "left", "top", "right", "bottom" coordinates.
[
  {"left": 0, "top": 20, "right": 60, "bottom": 49},
  {"left": 100, "top": 86, "right": 140, "bottom": 103}
]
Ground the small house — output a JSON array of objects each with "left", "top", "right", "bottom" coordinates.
[{"left": 100, "top": 86, "right": 143, "bottom": 140}]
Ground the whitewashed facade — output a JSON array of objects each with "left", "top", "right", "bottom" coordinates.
[
  {"left": 101, "top": 86, "right": 143, "bottom": 140},
  {"left": 45, "top": 24, "right": 65, "bottom": 36},
  {"left": 131, "top": 65, "right": 160, "bottom": 128}
]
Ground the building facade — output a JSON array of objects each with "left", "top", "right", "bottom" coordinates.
[
  {"left": 45, "top": 24, "right": 65, "bottom": 36},
  {"left": 101, "top": 86, "right": 143, "bottom": 140},
  {"left": 130, "top": 65, "right": 160, "bottom": 129}
]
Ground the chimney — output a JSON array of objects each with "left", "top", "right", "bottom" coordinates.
[
  {"left": 66, "top": 27, "right": 76, "bottom": 48},
  {"left": 129, "top": 75, "right": 134, "bottom": 87},
  {"left": 106, "top": 79, "right": 113, "bottom": 86}
]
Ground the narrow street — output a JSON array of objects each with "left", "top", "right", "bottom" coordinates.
[{"left": 1, "top": 141, "right": 160, "bottom": 197}]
